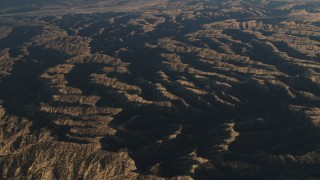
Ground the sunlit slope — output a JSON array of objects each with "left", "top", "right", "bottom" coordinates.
[{"left": 0, "top": 0, "right": 320, "bottom": 179}]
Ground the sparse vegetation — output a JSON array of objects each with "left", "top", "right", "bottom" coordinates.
[{"left": 0, "top": 0, "right": 320, "bottom": 179}]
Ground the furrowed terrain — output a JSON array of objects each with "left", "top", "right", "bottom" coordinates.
[{"left": 0, "top": 0, "right": 320, "bottom": 179}]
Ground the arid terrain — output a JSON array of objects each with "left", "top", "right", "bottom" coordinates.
[{"left": 0, "top": 0, "right": 320, "bottom": 179}]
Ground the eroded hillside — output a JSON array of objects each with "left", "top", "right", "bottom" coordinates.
[{"left": 0, "top": 0, "right": 320, "bottom": 179}]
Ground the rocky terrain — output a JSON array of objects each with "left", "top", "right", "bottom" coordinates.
[{"left": 0, "top": 0, "right": 320, "bottom": 179}]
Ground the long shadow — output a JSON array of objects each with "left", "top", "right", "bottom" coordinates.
[
  {"left": 100, "top": 103, "right": 225, "bottom": 177},
  {"left": 46, "top": 12, "right": 320, "bottom": 178},
  {"left": 223, "top": 29, "right": 306, "bottom": 76},
  {"left": 0, "top": 26, "right": 42, "bottom": 57},
  {"left": 228, "top": 82, "right": 320, "bottom": 154},
  {"left": 0, "top": 46, "right": 69, "bottom": 130},
  {"left": 100, "top": 80, "right": 320, "bottom": 178}
]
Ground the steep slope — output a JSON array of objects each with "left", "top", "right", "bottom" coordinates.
[{"left": 0, "top": 0, "right": 320, "bottom": 179}]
